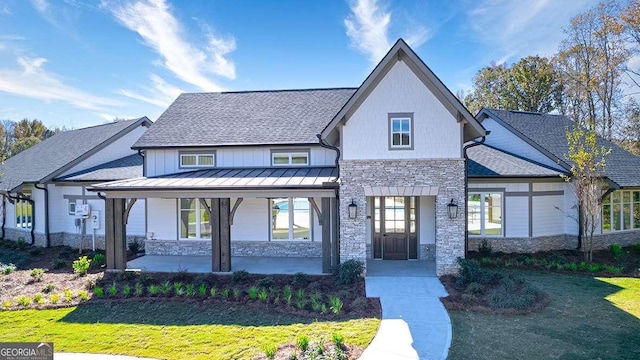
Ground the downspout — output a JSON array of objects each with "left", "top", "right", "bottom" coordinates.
[
  {"left": 1, "top": 195, "right": 6, "bottom": 239},
  {"left": 6, "top": 192, "right": 35, "bottom": 245},
  {"left": 34, "top": 184, "right": 50, "bottom": 247},
  {"left": 462, "top": 132, "right": 489, "bottom": 257},
  {"left": 138, "top": 149, "right": 146, "bottom": 177},
  {"left": 317, "top": 134, "right": 341, "bottom": 264}
]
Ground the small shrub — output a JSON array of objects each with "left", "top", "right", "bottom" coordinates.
[
  {"left": 350, "top": 297, "right": 368, "bottom": 312},
  {"left": 297, "top": 336, "right": 309, "bottom": 352},
  {"left": 159, "top": 281, "right": 171, "bottom": 295},
  {"left": 93, "top": 287, "right": 104, "bottom": 299},
  {"left": 283, "top": 285, "right": 293, "bottom": 305},
  {"left": 72, "top": 256, "right": 91, "bottom": 276},
  {"left": 198, "top": 283, "right": 207, "bottom": 297},
  {"left": 588, "top": 263, "right": 602, "bottom": 272},
  {"left": 185, "top": 284, "right": 196, "bottom": 297},
  {"left": 51, "top": 257, "right": 66, "bottom": 270},
  {"left": 173, "top": 282, "right": 183, "bottom": 293},
  {"left": 248, "top": 286, "right": 259, "bottom": 300},
  {"left": 30, "top": 268, "right": 46, "bottom": 282},
  {"left": 50, "top": 293, "right": 60, "bottom": 304},
  {"left": 609, "top": 243, "right": 623, "bottom": 257},
  {"left": 17, "top": 295, "right": 31, "bottom": 307},
  {"left": 256, "top": 276, "right": 275, "bottom": 288},
  {"left": 123, "top": 285, "right": 131, "bottom": 298},
  {"left": 320, "top": 304, "right": 328, "bottom": 314},
  {"left": 293, "top": 272, "right": 308, "bottom": 286},
  {"left": 310, "top": 293, "right": 322, "bottom": 311},
  {"left": 0, "top": 262, "right": 17, "bottom": 275},
  {"left": 466, "top": 282, "right": 485, "bottom": 294},
  {"left": 457, "top": 258, "right": 499, "bottom": 285},
  {"left": 232, "top": 288, "right": 241, "bottom": 300},
  {"left": 332, "top": 259, "right": 364, "bottom": 285},
  {"left": 487, "top": 277, "right": 540, "bottom": 310},
  {"left": 461, "top": 293, "right": 476, "bottom": 305},
  {"left": 564, "top": 262, "right": 578, "bottom": 271},
  {"left": 316, "top": 339, "right": 325, "bottom": 355},
  {"left": 148, "top": 284, "right": 159, "bottom": 296},
  {"left": 258, "top": 288, "right": 269, "bottom": 302},
  {"left": 92, "top": 253, "right": 106, "bottom": 267},
  {"left": 295, "top": 298, "right": 307, "bottom": 310},
  {"left": 332, "top": 333, "right": 344, "bottom": 348},
  {"left": 604, "top": 264, "right": 623, "bottom": 273},
  {"left": 77, "top": 290, "right": 89, "bottom": 301},
  {"left": 232, "top": 270, "right": 249, "bottom": 282},
  {"left": 42, "top": 283, "right": 56, "bottom": 293},
  {"left": 171, "top": 269, "right": 189, "bottom": 282},
  {"left": 2, "top": 300, "right": 12, "bottom": 308},
  {"left": 134, "top": 283, "right": 143, "bottom": 296},
  {"left": 33, "top": 293, "right": 44, "bottom": 305},
  {"left": 328, "top": 296, "right": 343, "bottom": 314},
  {"left": 16, "top": 238, "right": 27, "bottom": 250},
  {"left": 220, "top": 288, "right": 230, "bottom": 299},
  {"left": 478, "top": 239, "right": 492, "bottom": 256},
  {"left": 64, "top": 289, "right": 74, "bottom": 303},
  {"left": 128, "top": 238, "right": 141, "bottom": 253},
  {"left": 295, "top": 288, "right": 305, "bottom": 301},
  {"left": 263, "top": 345, "right": 277, "bottom": 360},
  {"left": 108, "top": 283, "right": 118, "bottom": 297},
  {"left": 209, "top": 287, "right": 218, "bottom": 297}
]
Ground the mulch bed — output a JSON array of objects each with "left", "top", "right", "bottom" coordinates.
[{"left": 253, "top": 342, "right": 363, "bottom": 360}]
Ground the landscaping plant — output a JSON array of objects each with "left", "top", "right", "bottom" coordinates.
[
  {"left": 72, "top": 256, "right": 91, "bottom": 276},
  {"left": 49, "top": 293, "right": 59, "bottom": 304},
  {"left": 123, "top": 285, "right": 131, "bottom": 298},
  {"left": 93, "top": 287, "right": 104, "bottom": 299},
  {"left": 29, "top": 268, "right": 46, "bottom": 282},
  {"left": 329, "top": 296, "right": 343, "bottom": 315},
  {"left": 77, "top": 290, "right": 89, "bottom": 301},
  {"left": 63, "top": 290, "right": 74, "bottom": 303},
  {"left": 92, "top": 253, "right": 106, "bottom": 267},
  {"left": 332, "top": 259, "right": 364, "bottom": 285},
  {"left": 17, "top": 296, "right": 31, "bottom": 307},
  {"left": 148, "top": 284, "right": 159, "bottom": 296}
]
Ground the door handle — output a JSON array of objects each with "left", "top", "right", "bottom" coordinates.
[{"left": 382, "top": 234, "right": 387, "bottom": 237}]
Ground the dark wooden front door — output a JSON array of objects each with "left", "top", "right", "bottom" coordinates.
[{"left": 373, "top": 196, "right": 418, "bottom": 260}]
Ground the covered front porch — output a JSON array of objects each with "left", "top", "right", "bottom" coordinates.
[{"left": 90, "top": 166, "right": 340, "bottom": 274}]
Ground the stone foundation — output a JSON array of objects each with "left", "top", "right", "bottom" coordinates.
[
  {"left": 2, "top": 228, "right": 144, "bottom": 250},
  {"left": 340, "top": 159, "right": 465, "bottom": 275},
  {"left": 419, "top": 244, "right": 436, "bottom": 260},
  {"left": 592, "top": 230, "right": 640, "bottom": 249},
  {"left": 145, "top": 239, "right": 322, "bottom": 257}
]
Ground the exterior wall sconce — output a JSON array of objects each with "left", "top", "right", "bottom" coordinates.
[
  {"left": 447, "top": 198, "right": 458, "bottom": 219},
  {"left": 348, "top": 199, "right": 358, "bottom": 219}
]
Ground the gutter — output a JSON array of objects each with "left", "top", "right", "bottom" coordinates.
[
  {"left": 316, "top": 133, "right": 341, "bottom": 266},
  {"left": 34, "top": 183, "right": 50, "bottom": 247},
  {"left": 462, "top": 132, "right": 489, "bottom": 257},
  {"left": 316, "top": 134, "right": 340, "bottom": 181},
  {"left": 5, "top": 192, "right": 35, "bottom": 245}
]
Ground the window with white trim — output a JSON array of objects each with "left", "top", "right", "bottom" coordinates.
[
  {"left": 602, "top": 190, "right": 640, "bottom": 232},
  {"left": 68, "top": 200, "right": 76, "bottom": 215},
  {"left": 271, "top": 152, "right": 309, "bottom": 166},
  {"left": 389, "top": 115, "right": 412, "bottom": 149},
  {"left": 468, "top": 192, "right": 503, "bottom": 236},
  {"left": 178, "top": 198, "right": 211, "bottom": 239},
  {"left": 16, "top": 192, "right": 33, "bottom": 229},
  {"left": 270, "top": 198, "right": 311, "bottom": 240},
  {"left": 179, "top": 153, "right": 215, "bottom": 168}
]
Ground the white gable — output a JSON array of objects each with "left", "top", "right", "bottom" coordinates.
[
  {"left": 482, "top": 117, "right": 566, "bottom": 171},
  {"left": 341, "top": 59, "right": 463, "bottom": 160}
]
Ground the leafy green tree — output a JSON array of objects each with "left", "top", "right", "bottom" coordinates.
[
  {"left": 507, "top": 56, "right": 563, "bottom": 113},
  {"left": 10, "top": 136, "right": 41, "bottom": 156},
  {"left": 13, "top": 118, "right": 48, "bottom": 139},
  {"left": 462, "top": 63, "right": 509, "bottom": 114}
]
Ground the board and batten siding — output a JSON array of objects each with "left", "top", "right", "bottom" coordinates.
[
  {"left": 59, "top": 125, "right": 147, "bottom": 177},
  {"left": 340, "top": 59, "right": 463, "bottom": 160},
  {"left": 481, "top": 118, "right": 566, "bottom": 172},
  {"left": 146, "top": 197, "right": 322, "bottom": 242},
  {"left": 145, "top": 146, "right": 336, "bottom": 177}
]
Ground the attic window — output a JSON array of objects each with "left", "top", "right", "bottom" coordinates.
[
  {"left": 389, "top": 113, "right": 414, "bottom": 149},
  {"left": 179, "top": 153, "right": 215, "bottom": 168},
  {"left": 271, "top": 151, "right": 309, "bottom": 166}
]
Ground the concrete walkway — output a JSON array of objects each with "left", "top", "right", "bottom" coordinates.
[{"left": 360, "top": 270, "right": 451, "bottom": 360}]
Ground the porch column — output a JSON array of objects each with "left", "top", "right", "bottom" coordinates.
[
  {"left": 321, "top": 197, "right": 331, "bottom": 273},
  {"left": 331, "top": 197, "right": 339, "bottom": 267},
  {"left": 105, "top": 198, "right": 127, "bottom": 270},
  {"left": 211, "top": 198, "right": 231, "bottom": 272}
]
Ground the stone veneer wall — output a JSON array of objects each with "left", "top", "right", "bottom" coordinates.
[
  {"left": 145, "top": 239, "right": 322, "bottom": 257},
  {"left": 339, "top": 159, "right": 466, "bottom": 275},
  {"left": 3, "top": 228, "right": 144, "bottom": 250}
]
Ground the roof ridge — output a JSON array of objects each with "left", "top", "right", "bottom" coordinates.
[
  {"left": 182, "top": 87, "right": 358, "bottom": 96},
  {"left": 66, "top": 117, "right": 143, "bottom": 132}
]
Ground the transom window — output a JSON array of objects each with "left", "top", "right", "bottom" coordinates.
[
  {"left": 270, "top": 198, "right": 311, "bottom": 240},
  {"left": 16, "top": 192, "right": 32, "bottom": 230},
  {"left": 179, "top": 153, "right": 215, "bottom": 168},
  {"left": 468, "top": 192, "right": 503, "bottom": 236},
  {"left": 389, "top": 113, "right": 413, "bottom": 149},
  {"left": 178, "top": 198, "right": 211, "bottom": 239},
  {"left": 271, "top": 152, "right": 309, "bottom": 166},
  {"left": 602, "top": 190, "right": 640, "bottom": 232}
]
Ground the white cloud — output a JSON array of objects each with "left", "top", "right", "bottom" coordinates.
[
  {"left": 344, "top": 0, "right": 431, "bottom": 65},
  {"left": 0, "top": 56, "right": 123, "bottom": 111},
  {"left": 107, "top": 0, "right": 236, "bottom": 91},
  {"left": 464, "top": 0, "right": 594, "bottom": 64},
  {"left": 118, "top": 73, "right": 183, "bottom": 107},
  {"left": 31, "top": 0, "right": 49, "bottom": 13}
]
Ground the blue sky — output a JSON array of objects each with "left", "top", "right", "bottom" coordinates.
[{"left": 0, "top": 0, "right": 597, "bottom": 129}]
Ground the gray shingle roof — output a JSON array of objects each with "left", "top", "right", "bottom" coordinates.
[
  {"left": 0, "top": 117, "right": 149, "bottom": 191},
  {"left": 483, "top": 109, "right": 640, "bottom": 187},
  {"left": 90, "top": 166, "right": 338, "bottom": 191},
  {"left": 56, "top": 154, "right": 143, "bottom": 181},
  {"left": 133, "top": 88, "right": 357, "bottom": 148},
  {"left": 467, "top": 144, "right": 565, "bottom": 177}
]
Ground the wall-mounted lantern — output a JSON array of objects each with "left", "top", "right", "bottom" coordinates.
[
  {"left": 348, "top": 200, "right": 358, "bottom": 219},
  {"left": 447, "top": 198, "right": 458, "bottom": 219}
]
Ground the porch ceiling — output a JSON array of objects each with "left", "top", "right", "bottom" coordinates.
[{"left": 88, "top": 166, "right": 338, "bottom": 198}]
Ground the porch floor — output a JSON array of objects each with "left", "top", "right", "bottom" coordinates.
[
  {"left": 366, "top": 260, "right": 436, "bottom": 277},
  {"left": 127, "top": 255, "right": 324, "bottom": 275}
]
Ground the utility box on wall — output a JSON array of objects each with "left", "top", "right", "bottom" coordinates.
[
  {"left": 75, "top": 204, "right": 90, "bottom": 218},
  {"left": 90, "top": 210, "right": 100, "bottom": 230}
]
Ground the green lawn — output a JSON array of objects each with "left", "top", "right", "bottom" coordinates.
[
  {"left": 0, "top": 301, "right": 379, "bottom": 360},
  {"left": 448, "top": 271, "right": 640, "bottom": 360}
]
